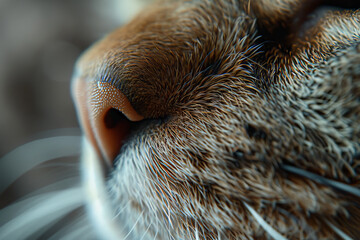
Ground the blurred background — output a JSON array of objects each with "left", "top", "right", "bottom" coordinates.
[
  {"left": 0, "top": 0, "right": 150, "bottom": 211},
  {"left": 0, "top": 0, "right": 149, "bottom": 156}
]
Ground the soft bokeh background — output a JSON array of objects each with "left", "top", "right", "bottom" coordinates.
[
  {"left": 0, "top": 0, "right": 150, "bottom": 156},
  {"left": 0, "top": 0, "right": 150, "bottom": 209}
]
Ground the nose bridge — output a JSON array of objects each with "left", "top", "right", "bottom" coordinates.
[{"left": 72, "top": 75, "right": 144, "bottom": 166}]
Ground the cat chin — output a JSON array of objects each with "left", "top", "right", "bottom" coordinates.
[{"left": 82, "top": 135, "right": 159, "bottom": 240}]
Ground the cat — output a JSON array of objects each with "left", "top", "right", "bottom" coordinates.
[{"left": 1, "top": 0, "right": 360, "bottom": 239}]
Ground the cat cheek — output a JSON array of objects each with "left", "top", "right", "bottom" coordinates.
[{"left": 72, "top": 76, "right": 143, "bottom": 166}]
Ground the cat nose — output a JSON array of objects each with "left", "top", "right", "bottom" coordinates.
[{"left": 72, "top": 76, "right": 144, "bottom": 166}]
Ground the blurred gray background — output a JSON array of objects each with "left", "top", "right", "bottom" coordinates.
[{"left": 0, "top": 0, "right": 149, "bottom": 156}]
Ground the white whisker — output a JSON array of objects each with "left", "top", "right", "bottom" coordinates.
[
  {"left": 0, "top": 136, "right": 82, "bottom": 193},
  {"left": 326, "top": 221, "right": 353, "bottom": 240},
  {"left": 25, "top": 177, "right": 81, "bottom": 198},
  {"left": 48, "top": 217, "right": 92, "bottom": 240},
  {"left": 0, "top": 177, "right": 80, "bottom": 222},
  {"left": 81, "top": 138, "right": 126, "bottom": 239},
  {"left": 243, "top": 202, "right": 287, "bottom": 240},
  {"left": 153, "top": 220, "right": 159, "bottom": 240},
  {"left": 0, "top": 187, "right": 84, "bottom": 239},
  {"left": 123, "top": 210, "right": 144, "bottom": 240},
  {"left": 195, "top": 221, "right": 200, "bottom": 240},
  {"left": 113, "top": 200, "right": 131, "bottom": 220},
  {"left": 140, "top": 222, "right": 152, "bottom": 240},
  {"left": 282, "top": 164, "right": 360, "bottom": 197}
]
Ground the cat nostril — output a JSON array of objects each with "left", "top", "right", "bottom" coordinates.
[
  {"left": 104, "top": 108, "right": 128, "bottom": 129},
  {"left": 72, "top": 77, "right": 144, "bottom": 166}
]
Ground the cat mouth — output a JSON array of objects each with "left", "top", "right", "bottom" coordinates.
[{"left": 72, "top": 76, "right": 144, "bottom": 167}]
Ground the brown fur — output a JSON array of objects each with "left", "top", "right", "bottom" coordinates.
[{"left": 73, "top": 0, "right": 360, "bottom": 239}]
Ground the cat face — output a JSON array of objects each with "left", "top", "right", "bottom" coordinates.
[{"left": 72, "top": 0, "right": 360, "bottom": 239}]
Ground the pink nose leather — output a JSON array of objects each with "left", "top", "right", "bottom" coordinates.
[{"left": 72, "top": 78, "right": 144, "bottom": 165}]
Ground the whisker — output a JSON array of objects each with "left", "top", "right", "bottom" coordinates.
[
  {"left": 139, "top": 222, "right": 152, "bottom": 240},
  {"left": 153, "top": 220, "right": 159, "bottom": 240},
  {"left": 0, "top": 187, "right": 84, "bottom": 239},
  {"left": 48, "top": 216, "right": 92, "bottom": 240},
  {"left": 325, "top": 221, "right": 353, "bottom": 240},
  {"left": 81, "top": 138, "right": 127, "bottom": 239},
  {"left": 243, "top": 202, "right": 287, "bottom": 240},
  {"left": 0, "top": 183, "right": 79, "bottom": 223},
  {"left": 281, "top": 164, "right": 360, "bottom": 197},
  {"left": 0, "top": 136, "right": 82, "bottom": 193},
  {"left": 113, "top": 200, "right": 131, "bottom": 220},
  {"left": 0, "top": 177, "right": 80, "bottom": 236},
  {"left": 123, "top": 210, "right": 144, "bottom": 240},
  {"left": 17, "top": 177, "right": 80, "bottom": 202},
  {"left": 195, "top": 221, "right": 200, "bottom": 240},
  {"left": 37, "top": 161, "right": 80, "bottom": 169}
]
